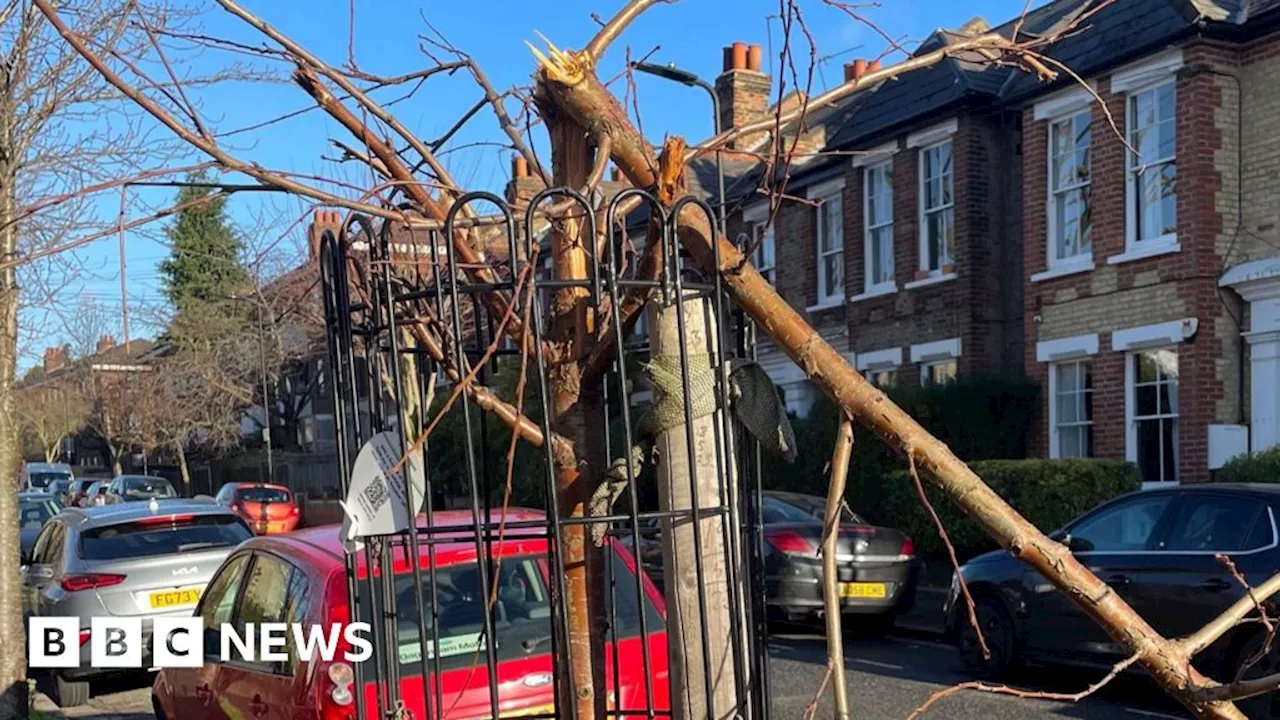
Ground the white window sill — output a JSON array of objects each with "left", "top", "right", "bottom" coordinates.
[
  {"left": 904, "top": 272, "right": 958, "bottom": 290},
  {"left": 1106, "top": 237, "right": 1180, "bottom": 265},
  {"left": 850, "top": 284, "right": 898, "bottom": 303},
  {"left": 1031, "top": 260, "right": 1095, "bottom": 283},
  {"left": 806, "top": 297, "right": 845, "bottom": 313}
]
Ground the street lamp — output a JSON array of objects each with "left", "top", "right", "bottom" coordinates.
[
  {"left": 227, "top": 294, "right": 274, "bottom": 483},
  {"left": 631, "top": 61, "right": 726, "bottom": 233}
]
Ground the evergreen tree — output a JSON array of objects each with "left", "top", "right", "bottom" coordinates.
[{"left": 160, "top": 173, "right": 247, "bottom": 313}]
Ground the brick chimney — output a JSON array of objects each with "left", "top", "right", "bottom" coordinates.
[
  {"left": 307, "top": 210, "right": 343, "bottom": 261},
  {"left": 715, "top": 41, "right": 771, "bottom": 151},
  {"left": 504, "top": 154, "right": 545, "bottom": 205},
  {"left": 43, "top": 347, "right": 66, "bottom": 374},
  {"left": 96, "top": 335, "right": 116, "bottom": 355}
]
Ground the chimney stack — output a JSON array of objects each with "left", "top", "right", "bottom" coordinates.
[
  {"left": 43, "top": 347, "right": 65, "bottom": 374},
  {"left": 308, "top": 210, "right": 343, "bottom": 261},
  {"left": 505, "top": 153, "right": 545, "bottom": 205},
  {"left": 715, "top": 41, "right": 771, "bottom": 151},
  {"left": 96, "top": 335, "right": 116, "bottom": 355}
]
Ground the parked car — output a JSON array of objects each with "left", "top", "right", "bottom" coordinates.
[
  {"left": 214, "top": 482, "right": 301, "bottom": 534},
  {"left": 944, "top": 483, "right": 1280, "bottom": 719},
  {"left": 65, "top": 478, "right": 95, "bottom": 508},
  {"left": 106, "top": 475, "right": 178, "bottom": 504},
  {"left": 152, "top": 509, "right": 670, "bottom": 720},
  {"left": 18, "top": 491, "right": 61, "bottom": 558},
  {"left": 620, "top": 490, "right": 919, "bottom": 630},
  {"left": 21, "top": 500, "right": 253, "bottom": 707},
  {"left": 48, "top": 478, "right": 72, "bottom": 504},
  {"left": 21, "top": 462, "right": 74, "bottom": 492},
  {"left": 79, "top": 480, "right": 109, "bottom": 507}
]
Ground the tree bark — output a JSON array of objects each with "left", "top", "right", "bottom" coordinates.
[
  {"left": 537, "top": 60, "right": 1247, "bottom": 720},
  {"left": 541, "top": 104, "right": 607, "bottom": 719},
  {"left": 823, "top": 418, "right": 854, "bottom": 720},
  {"left": 649, "top": 293, "right": 739, "bottom": 720},
  {"left": 0, "top": 85, "right": 29, "bottom": 718},
  {"left": 175, "top": 439, "right": 191, "bottom": 495}
]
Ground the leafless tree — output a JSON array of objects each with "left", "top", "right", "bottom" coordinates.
[
  {"left": 13, "top": 378, "right": 89, "bottom": 463},
  {"left": 25, "top": 0, "right": 1280, "bottom": 718}
]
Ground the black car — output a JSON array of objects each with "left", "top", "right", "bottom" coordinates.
[
  {"left": 622, "top": 490, "right": 919, "bottom": 629},
  {"left": 944, "top": 483, "right": 1280, "bottom": 718}
]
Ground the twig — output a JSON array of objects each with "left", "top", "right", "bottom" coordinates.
[
  {"left": 906, "top": 652, "right": 1141, "bottom": 719},
  {"left": 585, "top": 0, "right": 675, "bottom": 61},
  {"left": 1184, "top": 571, "right": 1280, "bottom": 656},
  {"left": 907, "top": 450, "right": 989, "bottom": 660},
  {"left": 803, "top": 666, "right": 834, "bottom": 720}
]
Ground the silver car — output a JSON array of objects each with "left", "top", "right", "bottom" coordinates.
[
  {"left": 105, "top": 475, "right": 177, "bottom": 504},
  {"left": 21, "top": 499, "right": 252, "bottom": 707}
]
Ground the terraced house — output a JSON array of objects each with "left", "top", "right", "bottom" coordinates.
[{"left": 715, "top": 0, "right": 1280, "bottom": 485}]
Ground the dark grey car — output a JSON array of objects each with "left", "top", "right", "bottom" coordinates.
[
  {"left": 18, "top": 492, "right": 61, "bottom": 558},
  {"left": 21, "top": 500, "right": 252, "bottom": 707}
]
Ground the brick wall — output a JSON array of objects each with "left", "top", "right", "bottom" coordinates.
[
  {"left": 1022, "top": 41, "right": 1250, "bottom": 482},
  {"left": 843, "top": 111, "right": 1023, "bottom": 383}
]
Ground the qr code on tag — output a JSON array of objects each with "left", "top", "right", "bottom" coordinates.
[{"left": 361, "top": 475, "right": 390, "bottom": 512}]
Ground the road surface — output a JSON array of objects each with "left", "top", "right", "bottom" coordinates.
[{"left": 33, "top": 630, "right": 1193, "bottom": 719}]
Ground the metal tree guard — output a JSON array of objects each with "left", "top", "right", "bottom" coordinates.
[{"left": 317, "top": 188, "right": 771, "bottom": 720}]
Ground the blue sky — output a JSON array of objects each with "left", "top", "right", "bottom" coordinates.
[{"left": 24, "top": 0, "right": 1031, "bottom": 369}]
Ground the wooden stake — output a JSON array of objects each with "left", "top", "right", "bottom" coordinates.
[
  {"left": 823, "top": 418, "right": 854, "bottom": 720},
  {"left": 649, "top": 292, "right": 739, "bottom": 720}
]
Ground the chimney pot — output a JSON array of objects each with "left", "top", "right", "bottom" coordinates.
[
  {"left": 747, "top": 44, "right": 763, "bottom": 72},
  {"left": 96, "top": 335, "right": 115, "bottom": 354},
  {"left": 723, "top": 46, "right": 734, "bottom": 72},
  {"left": 731, "top": 42, "right": 748, "bottom": 71},
  {"left": 850, "top": 59, "right": 869, "bottom": 82},
  {"left": 512, "top": 154, "right": 528, "bottom": 179},
  {"left": 868, "top": 59, "right": 882, "bottom": 74},
  {"left": 610, "top": 167, "right": 621, "bottom": 182}
]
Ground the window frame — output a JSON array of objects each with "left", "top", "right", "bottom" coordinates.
[
  {"left": 919, "top": 358, "right": 958, "bottom": 388},
  {"left": 1125, "top": 347, "right": 1180, "bottom": 487},
  {"left": 1046, "top": 109, "right": 1093, "bottom": 271},
  {"left": 917, "top": 139, "right": 955, "bottom": 276},
  {"left": 1049, "top": 359, "right": 1094, "bottom": 459},
  {"left": 224, "top": 551, "right": 301, "bottom": 676},
  {"left": 1061, "top": 492, "right": 1178, "bottom": 556},
  {"left": 814, "top": 188, "right": 845, "bottom": 306},
  {"left": 1122, "top": 77, "right": 1179, "bottom": 256},
  {"left": 861, "top": 160, "right": 896, "bottom": 296},
  {"left": 753, "top": 219, "right": 776, "bottom": 285}
]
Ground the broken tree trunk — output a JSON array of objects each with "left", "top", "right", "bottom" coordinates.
[
  {"left": 542, "top": 106, "right": 608, "bottom": 719},
  {"left": 533, "top": 49, "right": 1247, "bottom": 720},
  {"left": 648, "top": 291, "right": 740, "bottom": 720}
]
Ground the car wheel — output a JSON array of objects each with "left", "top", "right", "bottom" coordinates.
[
  {"left": 53, "top": 672, "right": 90, "bottom": 707},
  {"left": 957, "top": 596, "right": 1017, "bottom": 679},
  {"left": 1233, "top": 631, "right": 1280, "bottom": 720}
]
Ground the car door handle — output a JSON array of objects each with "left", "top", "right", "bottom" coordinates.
[
  {"left": 249, "top": 694, "right": 268, "bottom": 717},
  {"left": 195, "top": 683, "right": 212, "bottom": 705},
  {"left": 1106, "top": 574, "right": 1131, "bottom": 587},
  {"left": 1203, "top": 578, "right": 1233, "bottom": 592}
]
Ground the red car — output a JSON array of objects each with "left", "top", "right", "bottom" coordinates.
[
  {"left": 214, "top": 482, "right": 301, "bottom": 535},
  {"left": 151, "top": 509, "right": 670, "bottom": 720}
]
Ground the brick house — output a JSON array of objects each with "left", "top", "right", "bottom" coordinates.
[
  {"left": 1014, "top": 0, "right": 1280, "bottom": 485},
  {"left": 709, "top": 0, "right": 1280, "bottom": 489},
  {"left": 719, "top": 21, "right": 1026, "bottom": 414}
]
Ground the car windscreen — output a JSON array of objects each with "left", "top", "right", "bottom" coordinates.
[
  {"left": 19, "top": 499, "right": 59, "bottom": 529},
  {"left": 79, "top": 514, "right": 251, "bottom": 560},
  {"left": 773, "top": 495, "right": 865, "bottom": 525},
  {"left": 49, "top": 480, "right": 71, "bottom": 494},
  {"left": 28, "top": 472, "right": 69, "bottom": 489},
  {"left": 355, "top": 549, "right": 663, "bottom": 676},
  {"left": 122, "top": 478, "right": 176, "bottom": 499},
  {"left": 236, "top": 487, "right": 291, "bottom": 503}
]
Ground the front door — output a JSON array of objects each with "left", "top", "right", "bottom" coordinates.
[{"left": 1022, "top": 491, "right": 1177, "bottom": 662}]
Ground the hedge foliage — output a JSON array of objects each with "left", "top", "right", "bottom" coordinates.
[
  {"left": 856, "top": 459, "right": 1140, "bottom": 560},
  {"left": 1214, "top": 447, "right": 1280, "bottom": 484},
  {"left": 762, "top": 377, "right": 1140, "bottom": 560}
]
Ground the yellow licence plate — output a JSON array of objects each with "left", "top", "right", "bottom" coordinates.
[
  {"left": 149, "top": 589, "right": 200, "bottom": 608},
  {"left": 839, "top": 582, "right": 887, "bottom": 599}
]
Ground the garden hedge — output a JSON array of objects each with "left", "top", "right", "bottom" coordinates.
[
  {"left": 853, "top": 458, "right": 1140, "bottom": 561},
  {"left": 1214, "top": 447, "right": 1280, "bottom": 484}
]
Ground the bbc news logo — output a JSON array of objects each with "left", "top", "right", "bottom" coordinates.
[{"left": 28, "top": 618, "right": 374, "bottom": 668}]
